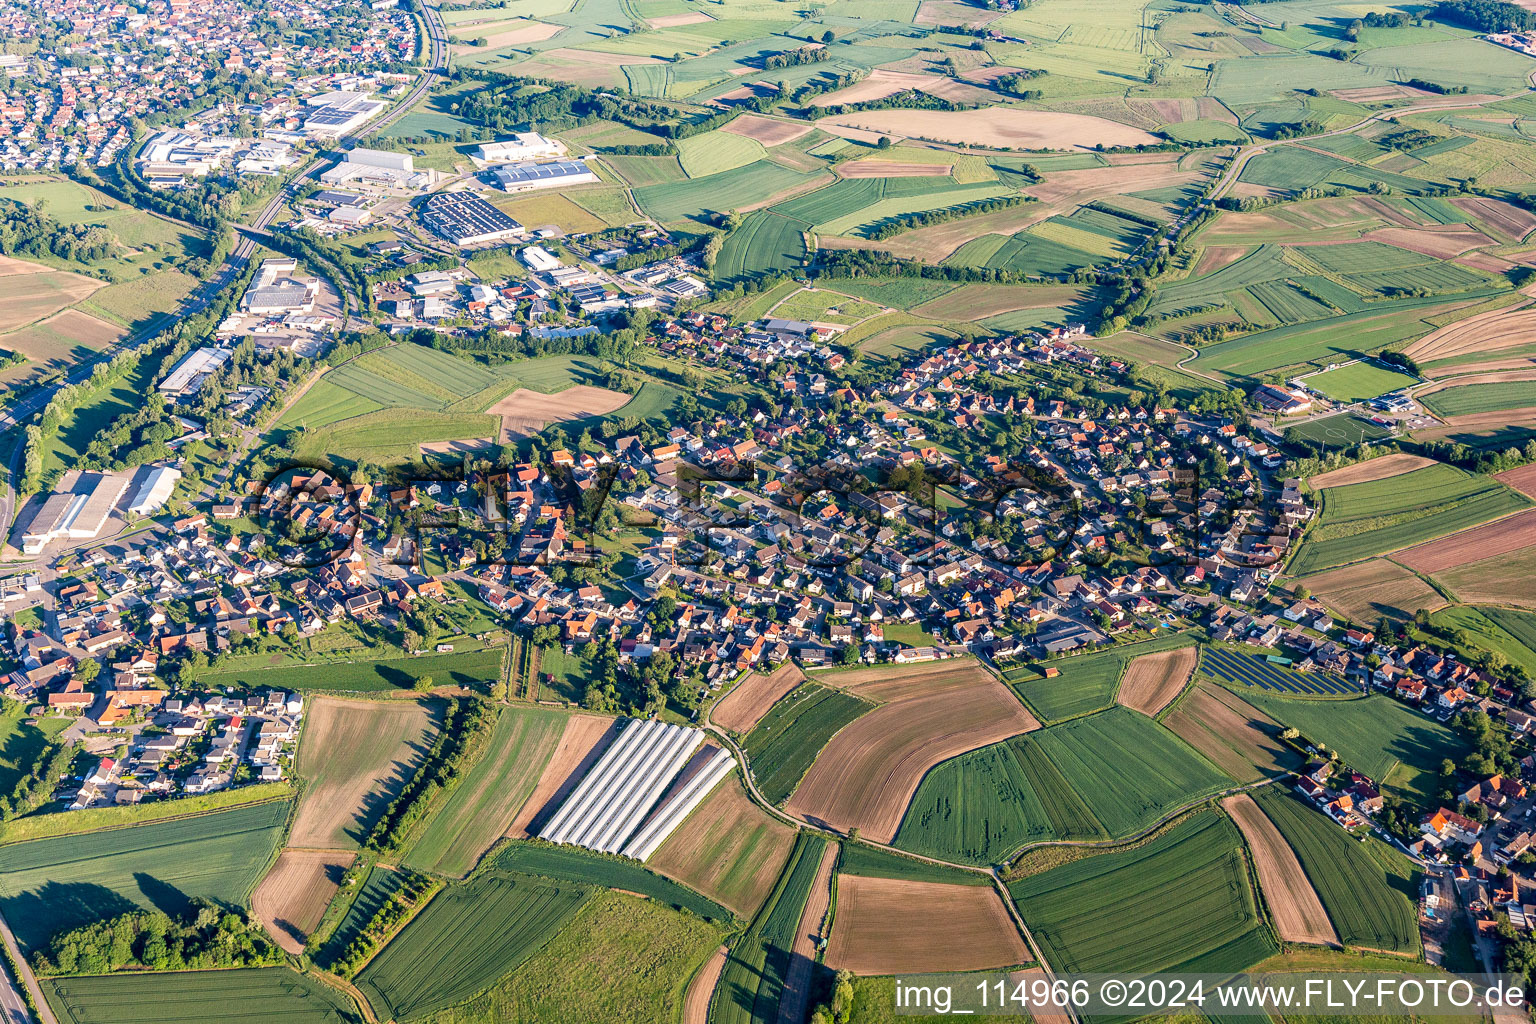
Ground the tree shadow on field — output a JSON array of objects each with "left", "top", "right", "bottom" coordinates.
[
  {"left": 347, "top": 719, "right": 442, "bottom": 844},
  {"left": 5, "top": 881, "right": 138, "bottom": 954},
  {"left": 133, "top": 872, "right": 196, "bottom": 920}
]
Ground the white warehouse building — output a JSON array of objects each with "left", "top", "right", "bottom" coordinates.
[
  {"left": 128, "top": 466, "right": 182, "bottom": 515},
  {"left": 474, "top": 132, "right": 566, "bottom": 164}
]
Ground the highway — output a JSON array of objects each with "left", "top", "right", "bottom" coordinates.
[{"left": 0, "top": 1, "right": 449, "bottom": 548}]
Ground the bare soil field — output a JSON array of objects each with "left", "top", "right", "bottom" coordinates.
[
  {"left": 812, "top": 70, "right": 997, "bottom": 109},
  {"left": 291, "top": 697, "right": 441, "bottom": 849},
  {"left": 1301, "top": 557, "right": 1446, "bottom": 624},
  {"left": 825, "top": 875, "right": 1028, "bottom": 974},
  {"left": 0, "top": 268, "right": 103, "bottom": 333},
  {"left": 1363, "top": 226, "right": 1494, "bottom": 259},
  {"left": 1434, "top": 544, "right": 1536, "bottom": 607},
  {"left": 649, "top": 777, "right": 797, "bottom": 917},
  {"left": 1, "top": 308, "right": 121, "bottom": 366},
  {"left": 1407, "top": 290, "right": 1536, "bottom": 362},
  {"left": 873, "top": 202, "right": 1052, "bottom": 262},
  {"left": 1308, "top": 453, "right": 1436, "bottom": 489},
  {"left": 649, "top": 10, "right": 713, "bottom": 26},
  {"left": 787, "top": 662, "right": 1039, "bottom": 841},
  {"left": 839, "top": 160, "right": 951, "bottom": 177},
  {"left": 1222, "top": 794, "right": 1338, "bottom": 947},
  {"left": 1116, "top": 645, "right": 1198, "bottom": 716},
  {"left": 711, "top": 662, "right": 807, "bottom": 734},
  {"left": 1025, "top": 161, "right": 1200, "bottom": 209},
  {"left": 507, "top": 713, "right": 619, "bottom": 836},
  {"left": 816, "top": 108, "right": 1160, "bottom": 150},
  {"left": 490, "top": 384, "right": 630, "bottom": 441},
  {"left": 684, "top": 945, "right": 728, "bottom": 1024},
  {"left": 1453, "top": 197, "right": 1536, "bottom": 241},
  {"left": 252, "top": 849, "right": 357, "bottom": 954},
  {"left": 719, "top": 114, "right": 812, "bottom": 146},
  {"left": 916, "top": 0, "right": 1009, "bottom": 26},
  {"left": 1394, "top": 507, "right": 1536, "bottom": 574},
  {"left": 1162, "top": 682, "right": 1298, "bottom": 782},
  {"left": 1192, "top": 244, "right": 1252, "bottom": 276},
  {"left": 777, "top": 843, "right": 839, "bottom": 1024},
  {"left": 1414, "top": 406, "right": 1536, "bottom": 438},
  {"left": 1497, "top": 463, "right": 1536, "bottom": 499}
]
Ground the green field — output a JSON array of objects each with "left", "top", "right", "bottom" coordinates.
[
  {"left": 1006, "top": 635, "right": 1197, "bottom": 722},
  {"left": 43, "top": 968, "right": 360, "bottom": 1024},
  {"left": 314, "top": 866, "right": 412, "bottom": 966},
  {"left": 404, "top": 706, "right": 568, "bottom": 877},
  {"left": 1423, "top": 381, "right": 1536, "bottom": 418},
  {"left": 714, "top": 210, "right": 810, "bottom": 280},
  {"left": 0, "top": 800, "right": 288, "bottom": 954},
  {"left": 356, "top": 871, "right": 591, "bottom": 1021},
  {"left": 199, "top": 648, "right": 505, "bottom": 693},
  {"left": 1429, "top": 606, "right": 1536, "bottom": 677},
  {"left": 1008, "top": 811, "right": 1277, "bottom": 975},
  {"left": 491, "top": 843, "right": 731, "bottom": 920},
  {"left": 1292, "top": 463, "right": 1530, "bottom": 574},
  {"left": 633, "top": 160, "right": 814, "bottom": 224},
  {"left": 895, "top": 707, "right": 1231, "bottom": 865},
  {"left": 417, "top": 890, "right": 726, "bottom": 1024},
  {"left": 677, "top": 131, "right": 767, "bottom": 177},
  {"left": 740, "top": 684, "right": 875, "bottom": 805},
  {"left": 1253, "top": 788, "right": 1421, "bottom": 954},
  {"left": 1304, "top": 362, "right": 1419, "bottom": 403},
  {"left": 711, "top": 833, "right": 827, "bottom": 1024},
  {"left": 837, "top": 842, "right": 990, "bottom": 887},
  {"left": 0, "top": 699, "right": 59, "bottom": 797},
  {"left": 1218, "top": 688, "right": 1467, "bottom": 806}
]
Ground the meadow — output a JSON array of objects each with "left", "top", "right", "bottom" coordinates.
[
  {"left": 355, "top": 871, "right": 592, "bottom": 1021},
  {"left": 199, "top": 648, "right": 506, "bottom": 693},
  {"left": 1253, "top": 788, "right": 1420, "bottom": 955},
  {"left": 1423, "top": 381, "right": 1536, "bottom": 418},
  {"left": 740, "top": 683, "right": 874, "bottom": 805},
  {"left": 1291, "top": 463, "right": 1531, "bottom": 575},
  {"left": 43, "top": 968, "right": 359, "bottom": 1024},
  {"left": 1007, "top": 811, "right": 1277, "bottom": 975},
  {"left": 0, "top": 800, "right": 289, "bottom": 953},
  {"left": 1428, "top": 606, "right": 1536, "bottom": 677},
  {"left": 1005, "top": 634, "right": 1198, "bottom": 722}
]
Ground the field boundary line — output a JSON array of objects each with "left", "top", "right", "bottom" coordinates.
[{"left": 0, "top": 791, "right": 293, "bottom": 848}]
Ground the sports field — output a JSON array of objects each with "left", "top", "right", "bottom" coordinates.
[{"left": 1303, "top": 362, "right": 1418, "bottom": 403}]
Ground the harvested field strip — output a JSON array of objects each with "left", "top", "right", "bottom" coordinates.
[
  {"left": 252, "top": 849, "right": 357, "bottom": 955},
  {"left": 1008, "top": 811, "right": 1277, "bottom": 975},
  {"left": 1308, "top": 453, "right": 1436, "bottom": 489},
  {"left": 355, "top": 871, "right": 592, "bottom": 1021},
  {"left": 290, "top": 697, "right": 442, "bottom": 850},
  {"left": 741, "top": 683, "right": 874, "bottom": 806},
  {"left": 403, "top": 704, "right": 567, "bottom": 877},
  {"left": 1497, "top": 463, "right": 1536, "bottom": 499},
  {"left": 785, "top": 663, "right": 1038, "bottom": 842},
  {"left": 1115, "top": 645, "right": 1198, "bottom": 716},
  {"left": 712, "top": 664, "right": 807, "bottom": 734},
  {"left": 825, "top": 874, "right": 1029, "bottom": 974},
  {"left": 1161, "top": 682, "right": 1301, "bottom": 783},
  {"left": 649, "top": 777, "right": 798, "bottom": 919},
  {"left": 1221, "top": 793, "right": 1337, "bottom": 947},
  {"left": 1252, "top": 788, "right": 1419, "bottom": 954}
]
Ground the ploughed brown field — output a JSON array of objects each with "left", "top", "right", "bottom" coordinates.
[
  {"left": 1301, "top": 558, "right": 1446, "bottom": 624},
  {"left": 825, "top": 875, "right": 1029, "bottom": 974},
  {"left": 1308, "top": 453, "right": 1435, "bottom": 490},
  {"left": 507, "top": 713, "right": 619, "bottom": 837},
  {"left": 1394, "top": 507, "right": 1536, "bottom": 574},
  {"left": 719, "top": 113, "right": 812, "bottom": 146},
  {"left": 1407, "top": 286, "right": 1536, "bottom": 363},
  {"left": 683, "top": 945, "right": 728, "bottom": 1024},
  {"left": 1116, "top": 645, "right": 1198, "bottom": 716},
  {"left": 1162, "top": 682, "right": 1300, "bottom": 782},
  {"left": 776, "top": 843, "right": 840, "bottom": 1024},
  {"left": 1497, "top": 463, "right": 1536, "bottom": 499},
  {"left": 711, "top": 662, "right": 807, "bottom": 734},
  {"left": 786, "top": 661, "right": 1039, "bottom": 842},
  {"left": 1221, "top": 794, "right": 1338, "bottom": 948},
  {"left": 1434, "top": 544, "right": 1536, "bottom": 608},
  {"left": 649, "top": 777, "right": 797, "bottom": 918},
  {"left": 251, "top": 849, "right": 357, "bottom": 954},
  {"left": 490, "top": 384, "right": 631, "bottom": 441}
]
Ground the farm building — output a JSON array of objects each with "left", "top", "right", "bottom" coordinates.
[
  {"left": 486, "top": 158, "right": 599, "bottom": 194},
  {"left": 474, "top": 132, "right": 566, "bottom": 163},
  {"left": 538, "top": 719, "right": 734, "bottom": 861},
  {"left": 419, "top": 191, "right": 526, "bottom": 246}
]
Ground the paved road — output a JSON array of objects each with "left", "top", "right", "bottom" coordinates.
[{"left": 0, "top": 911, "right": 52, "bottom": 1024}]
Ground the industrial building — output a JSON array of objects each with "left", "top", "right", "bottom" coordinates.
[
  {"left": 474, "top": 133, "right": 567, "bottom": 164},
  {"left": 157, "top": 346, "right": 232, "bottom": 400},
  {"left": 486, "top": 158, "right": 599, "bottom": 193},
  {"left": 240, "top": 258, "right": 320, "bottom": 315},
  {"left": 538, "top": 718, "right": 732, "bottom": 860},
  {"left": 301, "top": 92, "right": 388, "bottom": 139},
  {"left": 319, "top": 147, "right": 423, "bottom": 188},
  {"left": 136, "top": 130, "right": 239, "bottom": 187},
  {"left": 521, "top": 245, "right": 561, "bottom": 273},
  {"left": 419, "top": 191, "right": 525, "bottom": 246},
  {"left": 127, "top": 466, "right": 182, "bottom": 515},
  {"left": 22, "top": 473, "right": 130, "bottom": 555}
]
